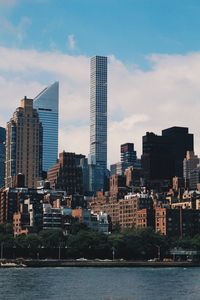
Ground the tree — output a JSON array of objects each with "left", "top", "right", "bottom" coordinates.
[{"left": 39, "top": 229, "right": 64, "bottom": 248}]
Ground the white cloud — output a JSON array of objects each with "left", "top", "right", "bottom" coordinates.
[
  {"left": 0, "top": 16, "right": 31, "bottom": 45},
  {"left": 0, "top": 47, "right": 200, "bottom": 166},
  {"left": 67, "top": 34, "right": 76, "bottom": 50}
]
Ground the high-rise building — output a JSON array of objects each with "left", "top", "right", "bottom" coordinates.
[
  {"left": 141, "top": 127, "right": 194, "bottom": 186},
  {"left": 183, "top": 151, "right": 199, "bottom": 188},
  {"left": 0, "top": 127, "right": 6, "bottom": 188},
  {"left": 141, "top": 132, "right": 174, "bottom": 182},
  {"left": 121, "top": 143, "right": 137, "bottom": 168},
  {"left": 89, "top": 56, "right": 107, "bottom": 191},
  {"left": 162, "top": 126, "right": 193, "bottom": 178},
  {"left": 190, "top": 166, "right": 200, "bottom": 190},
  {"left": 34, "top": 82, "right": 59, "bottom": 172},
  {"left": 5, "top": 97, "right": 42, "bottom": 188},
  {"left": 47, "top": 151, "right": 83, "bottom": 196}
]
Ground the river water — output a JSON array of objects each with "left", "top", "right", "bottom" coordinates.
[{"left": 0, "top": 267, "right": 199, "bottom": 300}]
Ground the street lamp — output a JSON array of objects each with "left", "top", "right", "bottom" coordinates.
[
  {"left": 112, "top": 247, "right": 116, "bottom": 261},
  {"left": 156, "top": 245, "right": 161, "bottom": 261},
  {"left": 58, "top": 243, "right": 61, "bottom": 260},
  {"left": 13, "top": 244, "right": 16, "bottom": 259},
  {"left": 1, "top": 242, "right": 4, "bottom": 260}
]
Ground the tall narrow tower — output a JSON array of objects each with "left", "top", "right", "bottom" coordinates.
[
  {"left": 0, "top": 127, "right": 6, "bottom": 188},
  {"left": 89, "top": 56, "right": 107, "bottom": 191},
  {"left": 34, "top": 82, "right": 59, "bottom": 172},
  {"left": 90, "top": 56, "right": 107, "bottom": 169}
]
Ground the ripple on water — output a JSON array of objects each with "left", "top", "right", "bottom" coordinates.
[{"left": 0, "top": 267, "right": 200, "bottom": 300}]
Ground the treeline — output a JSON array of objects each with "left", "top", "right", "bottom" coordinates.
[{"left": 1, "top": 223, "right": 200, "bottom": 260}]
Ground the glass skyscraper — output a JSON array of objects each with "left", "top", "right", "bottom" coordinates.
[
  {"left": 0, "top": 127, "right": 6, "bottom": 188},
  {"left": 34, "top": 82, "right": 59, "bottom": 172},
  {"left": 89, "top": 56, "right": 107, "bottom": 191}
]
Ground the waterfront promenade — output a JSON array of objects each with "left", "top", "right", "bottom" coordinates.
[{"left": 1, "top": 259, "right": 200, "bottom": 268}]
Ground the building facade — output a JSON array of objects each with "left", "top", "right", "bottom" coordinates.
[
  {"left": 47, "top": 151, "right": 83, "bottom": 196},
  {"left": 136, "top": 208, "right": 155, "bottom": 229},
  {"left": 34, "top": 81, "right": 59, "bottom": 172},
  {"left": 121, "top": 143, "right": 137, "bottom": 168},
  {"left": 89, "top": 56, "right": 107, "bottom": 191},
  {"left": 162, "top": 126, "right": 193, "bottom": 178},
  {"left": 141, "top": 132, "right": 174, "bottom": 182},
  {"left": 5, "top": 97, "right": 42, "bottom": 188},
  {"left": 183, "top": 151, "right": 199, "bottom": 188},
  {"left": 0, "top": 127, "right": 6, "bottom": 188},
  {"left": 155, "top": 207, "right": 200, "bottom": 237},
  {"left": 141, "top": 127, "right": 194, "bottom": 186}
]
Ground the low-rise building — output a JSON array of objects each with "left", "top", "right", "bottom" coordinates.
[
  {"left": 43, "top": 203, "right": 62, "bottom": 230},
  {"left": 136, "top": 208, "right": 155, "bottom": 229},
  {"left": 155, "top": 207, "right": 200, "bottom": 237},
  {"left": 72, "top": 208, "right": 110, "bottom": 233}
]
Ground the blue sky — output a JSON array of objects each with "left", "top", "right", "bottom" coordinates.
[
  {"left": 2, "top": 0, "right": 200, "bottom": 64},
  {"left": 1, "top": 0, "right": 200, "bottom": 163}
]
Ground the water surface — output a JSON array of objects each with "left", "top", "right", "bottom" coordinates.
[{"left": 0, "top": 267, "right": 199, "bottom": 300}]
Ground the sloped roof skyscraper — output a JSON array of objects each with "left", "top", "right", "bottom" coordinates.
[{"left": 34, "top": 81, "right": 59, "bottom": 172}]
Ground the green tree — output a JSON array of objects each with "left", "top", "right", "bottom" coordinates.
[
  {"left": 26, "top": 234, "right": 41, "bottom": 249},
  {"left": 39, "top": 229, "right": 64, "bottom": 248}
]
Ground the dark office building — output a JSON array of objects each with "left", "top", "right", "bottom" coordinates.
[
  {"left": 141, "top": 127, "right": 193, "bottom": 185},
  {"left": 121, "top": 143, "right": 137, "bottom": 168},
  {"left": 0, "top": 127, "right": 6, "bottom": 188},
  {"left": 141, "top": 132, "right": 174, "bottom": 181},
  {"left": 162, "top": 127, "right": 193, "bottom": 177}
]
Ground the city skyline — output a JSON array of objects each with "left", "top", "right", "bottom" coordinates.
[
  {"left": 1, "top": 1, "right": 200, "bottom": 164},
  {"left": 1, "top": 2, "right": 200, "bottom": 297}
]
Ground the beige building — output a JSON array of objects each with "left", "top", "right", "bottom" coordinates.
[
  {"left": 91, "top": 193, "right": 153, "bottom": 229},
  {"left": 5, "top": 97, "right": 42, "bottom": 188}
]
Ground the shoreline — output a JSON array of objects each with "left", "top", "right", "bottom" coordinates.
[{"left": 0, "top": 259, "right": 200, "bottom": 268}]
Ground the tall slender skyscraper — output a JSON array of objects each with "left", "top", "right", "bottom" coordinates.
[
  {"left": 5, "top": 97, "right": 42, "bottom": 188},
  {"left": 34, "top": 82, "right": 59, "bottom": 172},
  {"left": 89, "top": 56, "right": 107, "bottom": 192},
  {"left": 0, "top": 127, "right": 6, "bottom": 188}
]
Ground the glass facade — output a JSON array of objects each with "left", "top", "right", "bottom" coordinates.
[
  {"left": 34, "top": 82, "right": 59, "bottom": 172},
  {"left": 90, "top": 56, "right": 107, "bottom": 191},
  {"left": 0, "top": 127, "right": 6, "bottom": 188},
  {"left": 121, "top": 143, "right": 137, "bottom": 169}
]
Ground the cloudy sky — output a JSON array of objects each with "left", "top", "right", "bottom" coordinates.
[{"left": 1, "top": 0, "right": 200, "bottom": 166}]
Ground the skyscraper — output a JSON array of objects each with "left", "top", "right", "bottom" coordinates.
[
  {"left": 5, "top": 97, "right": 42, "bottom": 188},
  {"left": 0, "top": 127, "right": 6, "bottom": 188},
  {"left": 141, "top": 132, "right": 174, "bottom": 182},
  {"left": 34, "top": 82, "right": 59, "bottom": 172},
  {"left": 183, "top": 151, "right": 199, "bottom": 188},
  {"left": 89, "top": 56, "right": 107, "bottom": 191},
  {"left": 141, "top": 126, "right": 194, "bottom": 187},
  {"left": 162, "top": 126, "right": 193, "bottom": 177}
]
